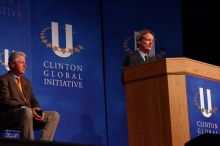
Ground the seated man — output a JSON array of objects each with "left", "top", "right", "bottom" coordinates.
[{"left": 0, "top": 51, "right": 60, "bottom": 141}]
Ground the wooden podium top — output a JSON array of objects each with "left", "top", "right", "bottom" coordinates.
[{"left": 123, "top": 57, "right": 220, "bottom": 83}]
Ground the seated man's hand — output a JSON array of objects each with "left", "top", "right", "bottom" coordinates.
[{"left": 32, "top": 107, "right": 44, "bottom": 121}]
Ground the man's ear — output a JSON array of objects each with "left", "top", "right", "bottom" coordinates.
[{"left": 137, "top": 40, "right": 141, "bottom": 46}]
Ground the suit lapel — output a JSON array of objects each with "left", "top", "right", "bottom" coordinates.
[
  {"left": 135, "top": 51, "right": 145, "bottom": 63},
  {"left": 8, "top": 77, "right": 22, "bottom": 97},
  {"left": 8, "top": 73, "right": 27, "bottom": 103}
]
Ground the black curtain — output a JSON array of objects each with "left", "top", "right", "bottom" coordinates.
[{"left": 182, "top": 0, "right": 220, "bottom": 65}]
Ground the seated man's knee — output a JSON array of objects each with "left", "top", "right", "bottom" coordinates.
[
  {"left": 21, "top": 108, "right": 33, "bottom": 119},
  {"left": 51, "top": 111, "right": 60, "bottom": 122}
]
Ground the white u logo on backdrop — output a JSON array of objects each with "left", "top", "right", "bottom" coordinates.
[
  {"left": 0, "top": 49, "right": 10, "bottom": 71},
  {"left": 40, "top": 22, "right": 83, "bottom": 58},
  {"left": 51, "top": 22, "right": 73, "bottom": 58},
  {"left": 199, "top": 87, "right": 212, "bottom": 118}
]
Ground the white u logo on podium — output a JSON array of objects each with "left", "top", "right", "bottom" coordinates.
[{"left": 199, "top": 87, "right": 212, "bottom": 118}]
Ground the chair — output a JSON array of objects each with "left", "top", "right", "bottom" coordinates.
[
  {"left": 0, "top": 129, "right": 20, "bottom": 139},
  {"left": 0, "top": 115, "right": 45, "bottom": 139}
]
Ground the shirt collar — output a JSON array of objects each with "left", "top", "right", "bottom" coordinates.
[
  {"left": 137, "top": 48, "right": 149, "bottom": 61},
  {"left": 12, "top": 73, "right": 20, "bottom": 80}
]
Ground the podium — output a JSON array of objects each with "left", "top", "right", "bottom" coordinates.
[{"left": 123, "top": 57, "right": 220, "bottom": 146}]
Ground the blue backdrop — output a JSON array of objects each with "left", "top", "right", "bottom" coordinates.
[
  {"left": 0, "top": 0, "right": 31, "bottom": 78},
  {"left": 102, "top": 0, "right": 183, "bottom": 145},
  {"left": 0, "top": 0, "right": 183, "bottom": 146},
  {"left": 31, "top": 0, "right": 106, "bottom": 145}
]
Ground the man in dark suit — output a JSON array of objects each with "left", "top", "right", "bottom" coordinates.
[
  {"left": 0, "top": 51, "right": 59, "bottom": 141},
  {"left": 123, "top": 29, "right": 156, "bottom": 67}
]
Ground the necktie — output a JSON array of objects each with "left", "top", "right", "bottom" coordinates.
[
  {"left": 16, "top": 77, "right": 26, "bottom": 102},
  {"left": 144, "top": 55, "right": 149, "bottom": 62}
]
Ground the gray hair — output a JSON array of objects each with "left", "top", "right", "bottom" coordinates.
[
  {"left": 136, "top": 29, "right": 155, "bottom": 47},
  {"left": 8, "top": 51, "right": 26, "bottom": 69}
]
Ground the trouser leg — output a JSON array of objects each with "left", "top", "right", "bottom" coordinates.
[
  {"left": 19, "top": 108, "right": 34, "bottom": 140},
  {"left": 40, "top": 111, "right": 60, "bottom": 141}
]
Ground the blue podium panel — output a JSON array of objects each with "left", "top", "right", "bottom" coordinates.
[{"left": 186, "top": 75, "right": 220, "bottom": 139}]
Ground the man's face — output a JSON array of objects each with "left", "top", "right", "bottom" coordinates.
[
  {"left": 13, "top": 56, "right": 26, "bottom": 75},
  {"left": 138, "top": 33, "right": 154, "bottom": 53}
]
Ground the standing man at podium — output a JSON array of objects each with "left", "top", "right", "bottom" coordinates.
[
  {"left": 0, "top": 51, "right": 60, "bottom": 141},
  {"left": 123, "top": 29, "right": 156, "bottom": 67}
]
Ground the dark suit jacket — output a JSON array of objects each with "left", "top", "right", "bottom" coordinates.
[
  {"left": 0, "top": 71, "right": 40, "bottom": 113},
  {"left": 122, "top": 51, "right": 157, "bottom": 67}
]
